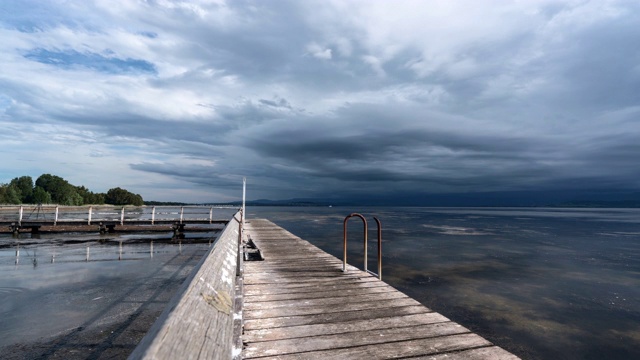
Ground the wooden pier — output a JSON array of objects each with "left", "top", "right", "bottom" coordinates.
[
  {"left": 130, "top": 216, "right": 520, "bottom": 359},
  {"left": 241, "top": 219, "right": 519, "bottom": 359}
]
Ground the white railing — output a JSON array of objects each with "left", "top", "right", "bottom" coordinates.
[{"left": 0, "top": 205, "right": 238, "bottom": 226}]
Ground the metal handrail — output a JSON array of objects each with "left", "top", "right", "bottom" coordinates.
[{"left": 343, "top": 213, "right": 382, "bottom": 280}]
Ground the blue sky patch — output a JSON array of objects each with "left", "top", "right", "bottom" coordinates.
[
  {"left": 0, "top": 95, "right": 12, "bottom": 111},
  {"left": 138, "top": 31, "right": 158, "bottom": 39},
  {"left": 23, "top": 48, "right": 157, "bottom": 75}
]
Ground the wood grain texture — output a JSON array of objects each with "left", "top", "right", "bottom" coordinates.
[
  {"left": 128, "top": 212, "right": 242, "bottom": 360},
  {"left": 242, "top": 219, "right": 520, "bottom": 359}
]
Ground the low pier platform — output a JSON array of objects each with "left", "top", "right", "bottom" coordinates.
[
  {"left": 242, "top": 219, "right": 519, "bottom": 359},
  {"left": 0, "top": 205, "right": 233, "bottom": 235}
]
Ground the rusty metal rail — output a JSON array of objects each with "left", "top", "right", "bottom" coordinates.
[{"left": 343, "top": 213, "right": 382, "bottom": 280}]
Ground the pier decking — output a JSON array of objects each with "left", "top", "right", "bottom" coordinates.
[
  {"left": 128, "top": 215, "right": 520, "bottom": 359},
  {"left": 242, "top": 219, "right": 519, "bottom": 359}
]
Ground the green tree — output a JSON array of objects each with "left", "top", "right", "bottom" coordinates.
[
  {"left": 9, "top": 176, "right": 33, "bottom": 203},
  {"left": 75, "top": 185, "right": 105, "bottom": 205},
  {"left": 35, "top": 174, "right": 83, "bottom": 205},
  {"left": 0, "top": 184, "right": 21, "bottom": 204},
  {"left": 69, "top": 191, "right": 83, "bottom": 206},
  {"left": 31, "top": 186, "right": 52, "bottom": 204},
  {"left": 92, "top": 192, "right": 106, "bottom": 204},
  {"left": 106, "top": 187, "right": 144, "bottom": 206}
]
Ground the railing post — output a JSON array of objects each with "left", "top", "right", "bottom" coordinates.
[
  {"left": 54, "top": 206, "right": 59, "bottom": 226},
  {"left": 180, "top": 206, "right": 184, "bottom": 224},
  {"left": 364, "top": 221, "right": 368, "bottom": 273},
  {"left": 120, "top": 207, "right": 125, "bottom": 225},
  {"left": 151, "top": 206, "right": 156, "bottom": 225},
  {"left": 18, "top": 206, "right": 23, "bottom": 226},
  {"left": 374, "top": 217, "right": 382, "bottom": 280},
  {"left": 209, "top": 207, "right": 213, "bottom": 224},
  {"left": 343, "top": 218, "right": 347, "bottom": 272},
  {"left": 88, "top": 206, "right": 92, "bottom": 225}
]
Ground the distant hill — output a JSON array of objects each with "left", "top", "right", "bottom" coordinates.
[
  {"left": 553, "top": 200, "right": 640, "bottom": 208},
  {"left": 145, "top": 190, "right": 640, "bottom": 208}
]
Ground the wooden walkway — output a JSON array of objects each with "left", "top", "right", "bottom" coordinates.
[{"left": 241, "top": 219, "right": 519, "bottom": 359}]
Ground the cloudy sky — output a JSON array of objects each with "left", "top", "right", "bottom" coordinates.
[{"left": 1, "top": 0, "right": 639, "bottom": 204}]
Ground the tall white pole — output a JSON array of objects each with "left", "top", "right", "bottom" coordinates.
[{"left": 242, "top": 177, "right": 246, "bottom": 228}]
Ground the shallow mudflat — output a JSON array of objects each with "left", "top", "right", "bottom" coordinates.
[{"left": 0, "top": 237, "right": 211, "bottom": 359}]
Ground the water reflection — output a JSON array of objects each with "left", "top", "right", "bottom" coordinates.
[{"left": 0, "top": 235, "right": 211, "bottom": 354}]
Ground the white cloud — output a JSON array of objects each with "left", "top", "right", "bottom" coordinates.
[
  {"left": 306, "top": 42, "right": 332, "bottom": 60},
  {"left": 1, "top": 0, "right": 639, "bottom": 202},
  {"left": 362, "top": 55, "right": 385, "bottom": 77}
]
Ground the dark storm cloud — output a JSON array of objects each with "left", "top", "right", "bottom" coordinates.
[{"left": 1, "top": 1, "right": 640, "bottom": 202}]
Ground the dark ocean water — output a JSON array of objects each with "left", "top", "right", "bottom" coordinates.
[{"left": 249, "top": 206, "right": 640, "bottom": 360}]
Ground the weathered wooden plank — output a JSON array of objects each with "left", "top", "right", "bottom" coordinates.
[
  {"left": 243, "top": 278, "right": 384, "bottom": 296},
  {"left": 244, "top": 282, "right": 379, "bottom": 295},
  {"left": 243, "top": 305, "right": 433, "bottom": 330},
  {"left": 243, "top": 261, "right": 347, "bottom": 272},
  {"left": 244, "top": 259, "right": 343, "bottom": 269},
  {"left": 244, "top": 297, "right": 422, "bottom": 319},
  {"left": 244, "top": 312, "right": 450, "bottom": 342},
  {"left": 245, "top": 283, "right": 396, "bottom": 302},
  {"left": 244, "top": 290, "right": 408, "bottom": 311},
  {"left": 412, "top": 346, "right": 520, "bottom": 360},
  {"left": 247, "top": 333, "right": 492, "bottom": 360},
  {"left": 243, "top": 322, "right": 472, "bottom": 358},
  {"left": 243, "top": 272, "right": 371, "bottom": 285},
  {"left": 244, "top": 270, "right": 360, "bottom": 280},
  {"left": 243, "top": 263, "right": 358, "bottom": 275}
]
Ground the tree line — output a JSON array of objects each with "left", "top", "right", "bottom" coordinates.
[{"left": 0, "top": 174, "right": 144, "bottom": 206}]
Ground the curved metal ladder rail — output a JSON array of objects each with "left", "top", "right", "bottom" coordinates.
[{"left": 343, "top": 213, "right": 382, "bottom": 280}]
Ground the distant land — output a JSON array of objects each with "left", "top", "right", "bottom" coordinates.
[{"left": 163, "top": 190, "right": 640, "bottom": 208}]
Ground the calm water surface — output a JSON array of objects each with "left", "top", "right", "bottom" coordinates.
[
  {"left": 249, "top": 206, "right": 640, "bottom": 360},
  {"left": 0, "top": 231, "right": 214, "bottom": 356}
]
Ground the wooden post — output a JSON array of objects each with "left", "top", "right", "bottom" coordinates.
[
  {"left": 151, "top": 206, "right": 156, "bottom": 225},
  {"left": 180, "top": 206, "right": 184, "bottom": 224},
  {"left": 88, "top": 206, "right": 92, "bottom": 225},
  {"left": 209, "top": 207, "right": 213, "bottom": 224},
  {"left": 120, "top": 207, "right": 125, "bottom": 226},
  {"left": 18, "top": 206, "right": 23, "bottom": 226},
  {"left": 54, "top": 206, "right": 59, "bottom": 226}
]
